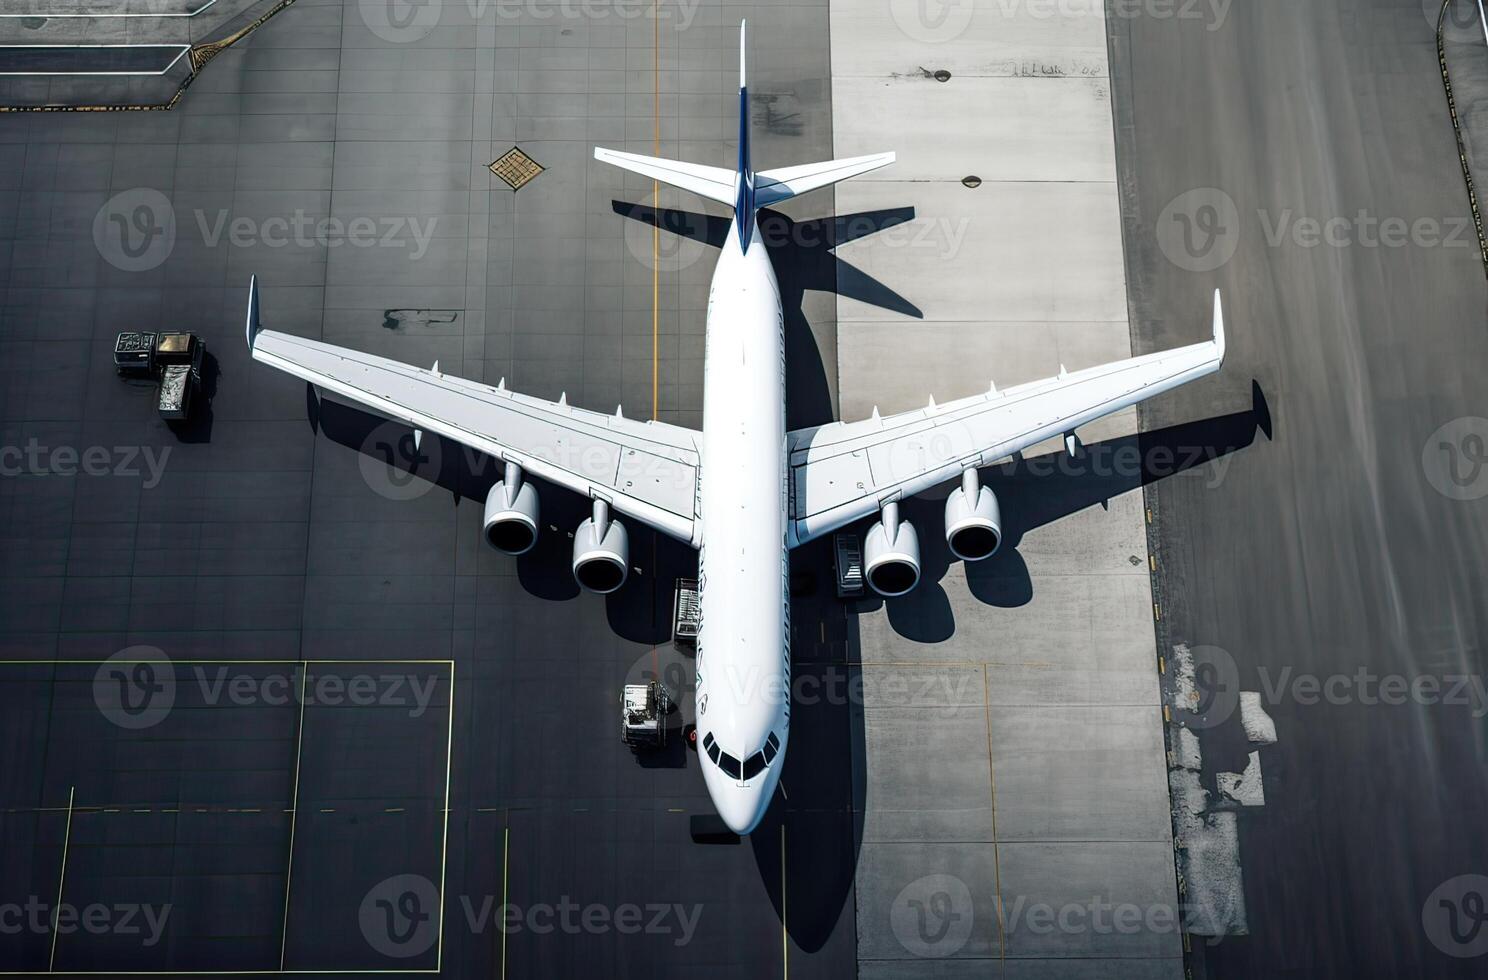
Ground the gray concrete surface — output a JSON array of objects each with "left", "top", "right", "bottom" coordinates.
[
  {"left": 1108, "top": 0, "right": 1488, "bottom": 977},
  {"left": 0, "top": 0, "right": 859, "bottom": 976},
  {"left": 829, "top": 0, "right": 1182, "bottom": 977}
]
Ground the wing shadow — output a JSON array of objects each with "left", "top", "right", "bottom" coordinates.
[{"left": 858, "top": 382, "right": 1274, "bottom": 640}]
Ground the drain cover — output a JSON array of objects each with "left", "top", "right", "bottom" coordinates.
[{"left": 489, "top": 147, "right": 544, "bottom": 191}]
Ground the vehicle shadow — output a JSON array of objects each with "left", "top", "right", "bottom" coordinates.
[{"left": 856, "top": 381, "right": 1275, "bottom": 642}]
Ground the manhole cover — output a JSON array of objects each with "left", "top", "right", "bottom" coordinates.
[{"left": 489, "top": 147, "right": 544, "bottom": 191}]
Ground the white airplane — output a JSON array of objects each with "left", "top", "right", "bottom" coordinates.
[{"left": 245, "top": 22, "right": 1226, "bottom": 835}]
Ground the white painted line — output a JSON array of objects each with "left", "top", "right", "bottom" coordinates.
[
  {"left": 0, "top": 0, "right": 218, "bottom": 18},
  {"left": 0, "top": 43, "right": 192, "bottom": 76}
]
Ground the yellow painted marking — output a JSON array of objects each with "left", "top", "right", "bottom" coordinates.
[
  {"left": 984, "top": 669, "right": 1005, "bottom": 965},
  {"left": 780, "top": 824, "right": 788, "bottom": 980},
  {"left": 279, "top": 662, "right": 310, "bottom": 971},
  {"left": 436, "top": 661, "right": 455, "bottom": 974},
  {"left": 0, "top": 658, "right": 459, "bottom": 977},
  {"left": 49, "top": 786, "right": 75, "bottom": 972},
  {"left": 500, "top": 824, "right": 510, "bottom": 980}
]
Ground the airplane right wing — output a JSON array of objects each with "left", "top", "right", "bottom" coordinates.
[{"left": 786, "top": 291, "right": 1228, "bottom": 546}]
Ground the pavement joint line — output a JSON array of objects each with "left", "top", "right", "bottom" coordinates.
[
  {"left": 650, "top": 0, "right": 660, "bottom": 420},
  {"left": 49, "top": 785, "right": 75, "bottom": 972}
]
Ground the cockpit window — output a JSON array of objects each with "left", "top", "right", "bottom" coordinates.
[
  {"left": 762, "top": 732, "right": 779, "bottom": 764},
  {"left": 703, "top": 731, "right": 782, "bottom": 781}
]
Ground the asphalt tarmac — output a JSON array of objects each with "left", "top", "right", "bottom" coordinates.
[
  {"left": 0, "top": 1, "right": 858, "bottom": 976},
  {"left": 1108, "top": 0, "right": 1488, "bottom": 976}
]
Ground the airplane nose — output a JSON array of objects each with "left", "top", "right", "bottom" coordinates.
[{"left": 715, "top": 784, "right": 769, "bottom": 836}]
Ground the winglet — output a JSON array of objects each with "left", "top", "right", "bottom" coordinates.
[
  {"left": 1212, "top": 288, "right": 1226, "bottom": 363},
  {"left": 246, "top": 275, "right": 262, "bottom": 350}
]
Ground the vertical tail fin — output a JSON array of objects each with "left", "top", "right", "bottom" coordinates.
[{"left": 734, "top": 20, "right": 754, "bottom": 250}]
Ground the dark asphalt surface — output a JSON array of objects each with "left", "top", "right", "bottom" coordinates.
[
  {"left": 1109, "top": 0, "right": 1488, "bottom": 976},
  {"left": 0, "top": 1, "right": 859, "bottom": 976}
]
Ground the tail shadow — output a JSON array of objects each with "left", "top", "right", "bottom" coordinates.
[{"left": 613, "top": 201, "right": 921, "bottom": 430}]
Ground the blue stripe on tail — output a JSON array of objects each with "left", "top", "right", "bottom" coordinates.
[{"left": 735, "top": 84, "right": 754, "bottom": 252}]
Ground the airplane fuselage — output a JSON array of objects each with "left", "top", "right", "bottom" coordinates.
[{"left": 694, "top": 218, "right": 790, "bottom": 834}]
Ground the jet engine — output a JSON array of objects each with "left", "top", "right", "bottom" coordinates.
[
  {"left": 483, "top": 461, "right": 540, "bottom": 555},
  {"left": 864, "top": 501, "right": 921, "bottom": 597},
  {"left": 573, "top": 498, "right": 629, "bottom": 594},
  {"left": 944, "top": 468, "right": 1002, "bottom": 561}
]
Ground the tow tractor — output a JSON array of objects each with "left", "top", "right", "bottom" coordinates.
[
  {"left": 621, "top": 680, "right": 673, "bottom": 750},
  {"left": 113, "top": 330, "right": 206, "bottom": 422}
]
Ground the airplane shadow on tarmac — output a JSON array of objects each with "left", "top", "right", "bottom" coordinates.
[
  {"left": 296, "top": 201, "right": 927, "bottom": 952},
  {"left": 859, "top": 381, "right": 1276, "bottom": 644},
  {"left": 303, "top": 206, "right": 1268, "bottom": 952}
]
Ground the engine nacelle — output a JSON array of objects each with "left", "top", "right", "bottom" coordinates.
[
  {"left": 864, "top": 501, "right": 921, "bottom": 597},
  {"left": 944, "top": 469, "right": 1002, "bottom": 561},
  {"left": 573, "top": 499, "right": 629, "bottom": 594},
  {"left": 483, "top": 462, "right": 540, "bottom": 555}
]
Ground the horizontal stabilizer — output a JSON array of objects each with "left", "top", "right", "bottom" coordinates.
[
  {"left": 594, "top": 147, "right": 737, "bottom": 207},
  {"left": 755, "top": 152, "right": 896, "bottom": 208}
]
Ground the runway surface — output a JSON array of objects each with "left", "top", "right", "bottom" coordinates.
[
  {"left": 1109, "top": 1, "right": 1488, "bottom": 976},
  {"left": 0, "top": 1, "right": 858, "bottom": 976}
]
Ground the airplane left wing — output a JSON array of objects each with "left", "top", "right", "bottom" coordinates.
[
  {"left": 787, "top": 290, "right": 1227, "bottom": 546},
  {"left": 246, "top": 277, "right": 702, "bottom": 545}
]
